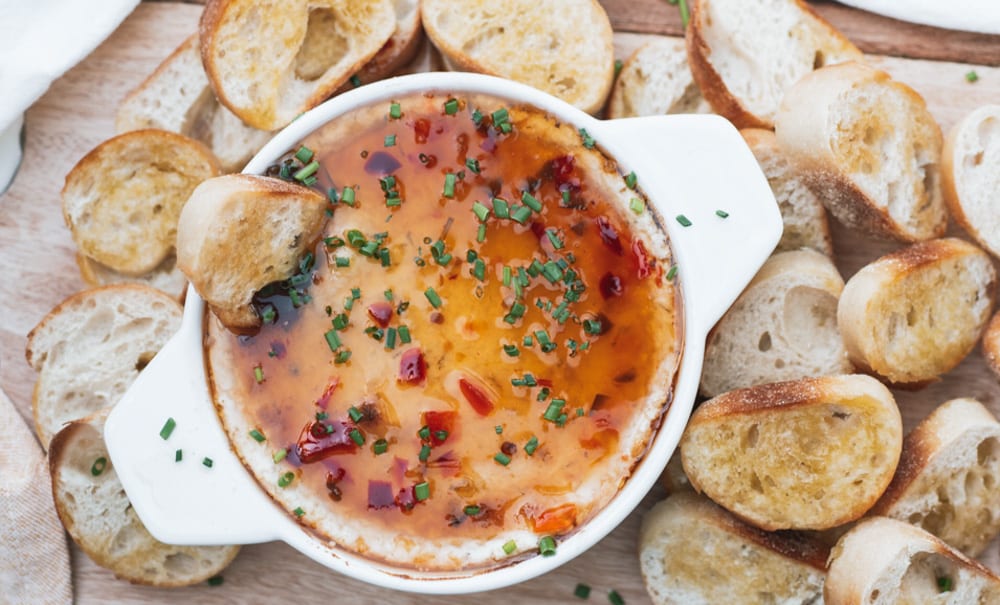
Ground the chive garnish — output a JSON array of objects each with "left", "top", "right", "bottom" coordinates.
[
  {"left": 715, "top": 209, "right": 729, "bottom": 218},
  {"left": 537, "top": 387, "right": 550, "bottom": 401},
  {"left": 384, "top": 134, "right": 396, "bottom": 147},
  {"left": 511, "top": 206, "right": 532, "bottom": 224},
  {"left": 250, "top": 429, "right": 266, "bottom": 443},
  {"left": 273, "top": 448, "right": 287, "bottom": 463},
  {"left": 202, "top": 457, "right": 213, "bottom": 468},
  {"left": 503, "top": 540, "right": 517, "bottom": 555},
  {"left": 444, "top": 98, "right": 459, "bottom": 115},
  {"left": 425, "top": 287, "right": 442, "bottom": 308},
  {"left": 278, "top": 471, "right": 295, "bottom": 487},
  {"left": 666, "top": 265, "right": 678, "bottom": 281},
  {"left": 159, "top": 417, "right": 176, "bottom": 440},
  {"left": 538, "top": 535, "right": 557, "bottom": 556},
  {"left": 614, "top": 59, "right": 623, "bottom": 76},
  {"left": 175, "top": 449, "right": 183, "bottom": 462},
  {"left": 472, "top": 201, "right": 490, "bottom": 222},
  {"left": 348, "top": 406, "right": 363, "bottom": 423},
  {"left": 385, "top": 327, "right": 397, "bottom": 349},
  {"left": 419, "top": 444, "right": 432, "bottom": 462},
  {"left": 584, "top": 318, "right": 603, "bottom": 335},
  {"left": 414, "top": 482, "right": 430, "bottom": 501},
  {"left": 443, "top": 173, "right": 457, "bottom": 198},
  {"left": 491, "top": 108, "right": 509, "bottom": 127},
  {"left": 629, "top": 198, "right": 644, "bottom": 214},
  {"left": 389, "top": 102, "right": 401, "bottom": 119},
  {"left": 676, "top": 214, "right": 692, "bottom": 227},
  {"left": 325, "top": 329, "right": 341, "bottom": 351},
  {"left": 349, "top": 429, "right": 365, "bottom": 446},
  {"left": 91, "top": 457, "right": 107, "bottom": 476},
  {"left": 578, "top": 128, "right": 596, "bottom": 149},
  {"left": 373, "top": 439, "right": 388, "bottom": 455},
  {"left": 938, "top": 576, "right": 953, "bottom": 592},
  {"left": 494, "top": 452, "right": 511, "bottom": 466},
  {"left": 294, "top": 507, "right": 305, "bottom": 517},
  {"left": 350, "top": 75, "right": 362, "bottom": 88},
  {"left": 678, "top": 0, "right": 690, "bottom": 27},
  {"left": 464, "top": 505, "right": 481, "bottom": 516},
  {"left": 543, "top": 400, "right": 565, "bottom": 422},
  {"left": 434, "top": 430, "right": 448, "bottom": 442},
  {"left": 521, "top": 191, "right": 542, "bottom": 212},
  {"left": 472, "top": 258, "right": 486, "bottom": 281},
  {"left": 525, "top": 435, "right": 539, "bottom": 455},
  {"left": 398, "top": 325, "right": 412, "bottom": 343},
  {"left": 574, "top": 583, "right": 591, "bottom": 599},
  {"left": 294, "top": 146, "right": 314, "bottom": 164},
  {"left": 466, "top": 157, "right": 480, "bottom": 174},
  {"left": 624, "top": 171, "right": 637, "bottom": 189},
  {"left": 293, "top": 160, "right": 319, "bottom": 182},
  {"left": 418, "top": 425, "right": 431, "bottom": 440},
  {"left": 341, "top": 186, "right": 356, "bottom": 206},
  {"left": 966, "top": 70, "right": 979, "bottom": 83},
  {"left": 492, "top": 197, "right": 510, "bottom": 219},
  {"left": 503, "top": 344, "right": 520, "bottom": 357},
  {"left": 495, "top": 425, "right": 503, "bottom": 434},
  {"left": 335, "top": 349, "right": 352, "bottom": 364},
  {"left": 546, "top": 229, "right": 564, "bottom": 249},
  {"left": 477, "top": 223, "right": 487, "bottom": 242}
]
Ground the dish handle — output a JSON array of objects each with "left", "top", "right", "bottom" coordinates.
[
  {"left": 105, "top": 296, "right": 297, "bottom": 545},
  {"left": 590, "top": 114, "right": 782, "bottom": 334}
]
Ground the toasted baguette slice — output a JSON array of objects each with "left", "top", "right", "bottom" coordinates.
[
  {"left": 681, "top": 374, "right": 902, "bottom": 531},
  {"left": 943, "top": 105, "right": 1000, "bottom": 257},
  {"left": 742, "top": 129, "right": 833, "bottom": 256},
  {"left": 176, "top": 174, "right": 328, "bottom": 331},
  {"left": 983, "top": 310, "right": 1000, "bottom": 380},
  {"left": 76, "top": 253, "right": 188, "bottom": 301},
  {"left": 825, "top": 517, "right": 1000, "bottom": 605},
  {"left": 334, "top": 0, "right": 423, "bottom": 92},
  {"left": 838, "top": 238, "right": 996, "bottom": 385},
  {"left": 776, "top": 61, "right": 947, "bottom": 242},
  {"left": 25, "top": 285, "right": 182, "bottom": 448},
  {"left": 116, "top": 34, "right": 275, "bottom": 173},
  {"left": 49, "top": 411, "right": 240, "bottom": 586},
  {"left": 870, "top": 397, "right": 1000, "bottom": 557},
  {"left": 607, "top": 37, "right": 709, "bottom": 119},
  {"left": 686, "top": 0, "right": 861, "bottom": 129},
  {"left": 700, "top": 249, "right": 851, "bottom": 398},
  {"left": 200, "top": 0, "right": 396, "bottom": 131},
  {"left": 63, "top": 129, "right": 220, "bottom": 276},
  {"left": 421, "top": 0, "right": 614, "bottom": 114}
]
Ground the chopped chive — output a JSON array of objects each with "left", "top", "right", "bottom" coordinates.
[
  {"left": 511, "top": 205, "right": 533, "bottom": 224},
  {"left": 294, "top": 146, "right": 314, "bottom": 164},
  {"left": 334, "top": 256, "right": 350, "bottom": 268},
  {"left": 91, "top": 456, "right": 107, "bottom": 476},
  {"left": 503, "top": 344, "right": 520, "bottom": 357},
  {"left": 425, "top": 287, "right": 442, "bottom": 308},
  {"left": 542, "top": 261, "right": 563, "bottom": 283},
  {"left": 384, "top": 134, "right": 396, "bottom": 147},
  {"left": 525, "top": 435, "right": 539, "bottom": 455},
  {"left": 561, "top": 190, "right": 571, "bottom": 205},
  {"left": 521, "top": 191, "right": 542, "bottom": 212},
  {"left": 938, "top": 576, "right": 953, "bottom": 592},
  {"left": 249, "top": 429, "right": 266, "bottom": 443},
  {"left": 472, "top": 108, "right": 484, "bottom": 125},
  {"left": 273, "top": 448, "right": 288, "bottom": 463},
  {"left": 502, "top": 266, "right": 512, "bottom": 286},
  {"left": 335, "top": 349, "right": 352, "bottom": 364},
  {"left": 349, "top": 428, "right": 365, "bottom": 446},
  {"left": 676, "top": 214, "right": 692, "bottom": 227},
  {"left": 278, "top": 471, "right": 295, "bottom": 487},
  {"left": 344, "top": 297, "right": 355, "bottom": 310},
  {"left": 538, "top": 535, "right": 557, "bottom": 556},
  {"left": 325, "top": 329, "right": 341, "bottom": 351},
  {"left": 544, "top": 400, "right": 565, "bottom": 422},
  {"left": 418, "top": 425, "right": 431, "bottom": 440},
  {"left": 175, "top": 449, "right": 183, "bottom": 462},
  {"left": 546, "top": 229, "right": 564, "bottom": 249},
  {"left": 966, "top": 70, "right": 979, "bottom": 83},
  {"left": 624, "top": 171, "right": 637, "bottom": 189},
  {"left": 492, "top": 197, "right": 510, "bottom": 219},
  {"left": 472, "top": 201, "right": 491, "bottom": 222},
  {"left": 472, "top": 258, "right": 486, "bottom": 281},
  {"left": 477, "top": 223, "right": 487, "bottom": 242},
  {"left": 159, "top": 418, "right": 176, "bottom": 440},
  {"left": 492, "top": 108, "right": 509, "bottom": 126},
  {"left": 385, "top": 327, "right": 397, "bottom": 349},
  {"left": 293, "top": 160, "right": 319, "bottom": 181},
  {"left": 537, "top": 387, "right": 550, "bottom": 401},
  {"left": 352, "top": 287, "right": 361, "bottom": 300},
  {"left": 202, "top": 457, "right": 213, "bottom": 468},
  {"left": 373, "top": 439, "right": 388, "bottom": 455},
  {"left": 443, "top": 173, "right": 457, "bottom": 198},
  {"left": 434, "top": 430, "right": 448, "bottom": 442},
  {"left": 614, "top": 59, "right": 623, "bottom": 76},
  {"left": 504, "top": 302, "right": 526, "bottom": 324},
  {"left": 294, "top": 507, "right": 305, "bottom": 517},
  {"left": 466, "top": 157, "right": 480, "bottom": 174},
  {"left": 495, "top": 425, "right": 503, "bottom": 434},
  {"left": 348, "top": 406, "right": 364, "bottom": 423},
  {"left": 630, "top": 198, "right": 644, "bottom": 214},
  {"left": 385, "top": 195, "right": 401, "bottom": 207},
  {"left": 389, "top": 102, "right": 401, "bottom": 119},
  {"left": 494, "top": 452, "right": 511, "bottom": 466},
  {"left": 398, "top": 325, "right": 412, "bottom": 343},
  {"left": 503, "top": 540, "right": 517, "bottom": 555},
  {"left": 464, "top": 505, "right": 481, "bottom": 516},
  {"left": 678, "top": 0, "right": 690, "bottom": 27},
  {"left": 419, "top": 444, "right": 432, "bottom": 462},
  {"left": 332, "top": 313, "right": 349, "bottom": 331},
  {"left": 575, "top": 583, "right": 591, "bottom": 599},
  {"left": 350, "top": 75, "right": 362, "bottom": 87},
  {"left": 341, "top": 186, "right": 356, "bottom": 206},
  {"left": 523, "top": 335, "right": 534, "bottom": 347},
  {"left": 444, "top": 98, "right": 459, "bottom": 115},
  {"left": 207, "top": 575, "right": 224, "bottom": 587},
  {"left": 666, "top": 265, "right": 678, "bottom": 281},
  {"left": 583, "top": 318, "right": 603, "bottom": 335},
  {"left": 578, "top": 128, "right": 596, "bottom": 149},
  {"left": 316, "top": 411, "right": 329, "bottom": 421},
  {"left": 715, "top": 209, "right": 729, "bottom": 218},
  {"left": 414, "top": 482, "right": 430, "bottom": 501}
]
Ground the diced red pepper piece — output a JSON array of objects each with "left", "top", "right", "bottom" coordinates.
[
  {"left": 632, "top": 238, "right": 653, "bottom": 279},
  {"left": 367, "top": 302, "right": 394, "bottom": 327},
  {"left": 596, "top": 216, "right": 624, "bottom": 255},
  {"left": 423, "top": 410, "right": 456, "bottom": 445},
  {"left": 398, "top": 348, "right": 426, "bottom": 384},
  {"left": 395, "top": 485, "right": 416, "bottom": 511},
  {"left": 459, "top": 378, "right": 494, "bottom": 416},
  {"left": 531, "top": 503, "right": 578, "bottom": 534},
  {"left": 295, "top": 420, "right": 357, "bottom": 463},
  {"left": 600, "top": 272, "right": 624, "bottom": 299}
]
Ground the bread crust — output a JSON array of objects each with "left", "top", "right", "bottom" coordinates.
[
  {"left": 983, "top": 310, "right": 1000, "bottom": 379},
  {"left": 942, "top": 105, "right": 1000, "bottom": 257},
  {"left": 334, "top": 0, "right": 423, "bottom": 92}
]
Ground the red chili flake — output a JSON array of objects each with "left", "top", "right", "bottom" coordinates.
[
  {"left": 529, "top": 221, "right": 546, "bottom": 240},
  {"left": 326, "top": 468, "right": 346, "bottom": 501},
  {"left": 599, "top": 272, "right": 624, "bottom": 299},
  {"left": 596, "top": 216, "right": 624, "bottom": 255},
  {"left": 367, "top": 302, "right": 394, "bottom": 327},
  {"left": 531, "top": 503, "right": 578, "bottom": 534},
  {"left": 414, "top": 118, "right": 431, "bottom": 144},
  {"left": 368, "top": 480, "right": 395, "bottom": 510},
  {"left": 314, "top": 377, "right": 341, "bottom": 409},
  {"left": 395, "top": 485, "right": 416, "bottom": 511},
  {"left": 458, "top": 378, "right": 494, "bottom": 416},
  {"left": 632, "top": 238, "right": 653, "bottom": 279},
  {"left": 549, "top": 155, "right": 579, "bottom": 189},
  {"left": 423, "top": 410, "right": 456, "bottom": 445},
  {"left": 296, "top": 420, "right": 357, "bottom": 463},
  {"left": 398, "top": 348, "right": 427, "bottom": 384}
]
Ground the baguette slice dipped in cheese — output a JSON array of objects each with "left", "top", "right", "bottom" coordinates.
[
  {"left": 825, "top": 517, "right": 1000, "bottom": 605},
  {"left": 608, "top": 37, "right": 709, "bottom": 119},
  {"left": 700, "top": 249, "right": 851, "bottom": 398},
  {"left": 681, "top": 374, "right": 902, "bottom": 531},
  {"left": 870, "top": 397, "right": 1000, "bottom": 558},
  {"left": 421, "top": 0, "right": 614, "bottom": 114},
  {"left": 640, "top": 492, "right": 828, "bottom": 605},
  {"left": 776, "top": 61, "right": 947, "bottom": 242},
  {"left": 742, "top": 128, "right": 833, "bottom": 256},
  {"left": 62, "top": 129, "right": 220, "bottom": 276},
  {"left": 49, "top": 410, "right": 240, "bottom": 586},
  {"left": 942, "top": 104, "right": 1000, "bottom": 257},
  {"left": 25, "top": 285, "right": 182, "bottom": 448},
  {"left": 837, "top": 238, "right": 996, "bottom": 385},
  {"left": 686, "top": 0, "right": 861, "bottom": 129},
  {"left": 176, "top": 174, "right": 329, "bottom": 332},
  {"left": 200, "top": 0, "right": 396, "bottom": 131}
]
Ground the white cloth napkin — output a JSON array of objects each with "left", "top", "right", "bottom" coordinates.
[
  {"left": 0, "top": 0, "right": 139, "bottom": 190},
  {"left": 0, "top": 386, "right": 73, "bottom": 605},
  {"left": 839, "top": 0, "right": 1000, "bottom": 35}
]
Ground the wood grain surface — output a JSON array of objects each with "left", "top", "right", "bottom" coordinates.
[{"left": 2, "top": 2, "right": 1000, "bottom": 603}]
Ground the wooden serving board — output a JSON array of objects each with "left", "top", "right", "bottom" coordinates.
[{"left": 3, "top": 3, "right": 1000, "bottom": 603}]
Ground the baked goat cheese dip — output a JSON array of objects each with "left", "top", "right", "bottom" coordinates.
[{"left": 206, "top": 93, "right": 681, "bottom": 570}]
